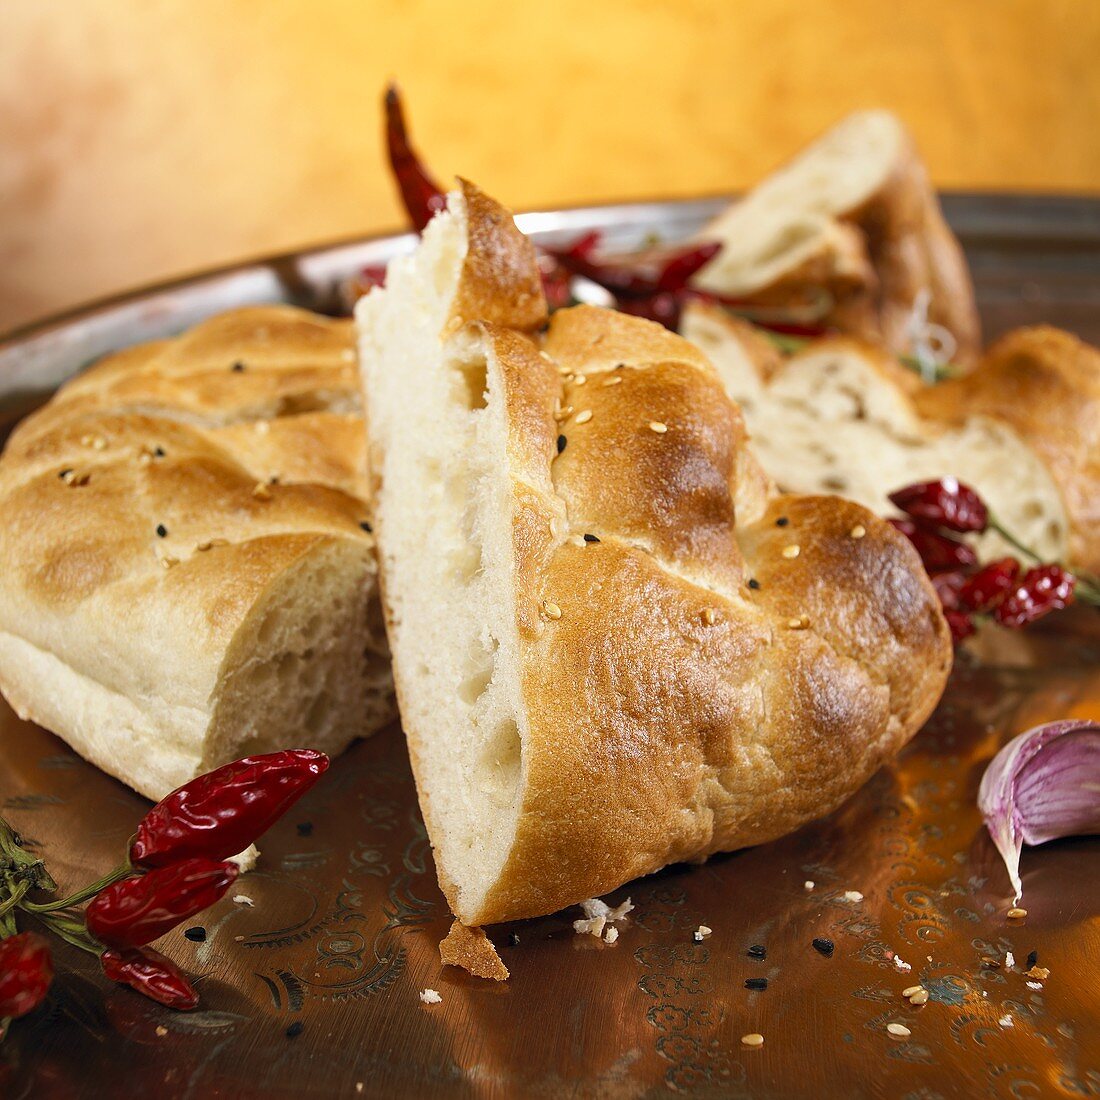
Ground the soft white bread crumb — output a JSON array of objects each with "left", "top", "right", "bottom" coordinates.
[
  {"left": 419, "top": 989, "right": 442, "bottom": 1005},
  {"left": 228, "top": 845, "right": 260, "bottom": 873}
]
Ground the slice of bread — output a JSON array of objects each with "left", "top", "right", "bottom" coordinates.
[
  {"left": 682, "top": 302, "right": 1100, "bottom": 576},
  {"left": 358, "top": 183, "right": 951, "bottom": 926},
  {"left": 0, "top": 307, "right": 394, "bottom": 799},
  {"left": 693, "top": 110, "right": 980, "bottom": 366}
]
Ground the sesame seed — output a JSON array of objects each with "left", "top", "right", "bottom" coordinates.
[
  {"left": 231, "top": 361, "right": 246, "bottom": 372},
  {"left": 909, "top": 990, "right": 929, "bottom": 1005},
  {"left": 781, "top": 544, "right": 800, "bottom": 559},
  {"left": 745, "top": 977, "right": 768, "bottom": 991},
  {"left": 252, "top": 483, "right": 272, "bottom": 501},
  {"left": 1007, "top": 907, "right": 1028, "bottom": 920},
  {"left": 66, "top": 472, "right": 90, "bottom": 487},
  {"left": 602, "top": 376, "right": 623, "bottom": 387},
  {"left": 574, "top": 409, "right": 592, "bottom": 425},
  {"left": 509, "top": 933, "right": 520, "bottom": 946},
  {"left": 184, "top": 926, "right": 206, "bottom": 943},
  {"left": 1026, "top": 950, "right": 1038, "bottom": 968},
  {"left": 554, "top": 403, "right": 573, "bottom": 421},
  {"left": 156, "top": 524, "right": 168, "bottom": 538},
  {"left": 297, "top": 821, "right": 313, "bottom": 836},
  {"left": 539, "top": 351, "right": 553, "bottom": 363},
  {"left": 701, "top": 608, "right": 717, "bottom": 626},
  {"left": 557, "top": 435, "right": 567, "bottom": 454},
  {"left": 886, "top": 1023, "right": 911, "bottom": 1039},
  {"left": 692, "top": 931, "right": 704, "bottom": 943},
  {"left": 776, "top": 516, "right": 789, "bottom": 527},
  {"left": 648, "top": 421, "right": 668, "bottom": 433},
  {"left": 196, "top": 541, "right": 212, "bottom": 552},
  {"left": 804, "top": 880, "right": 815, "bottom": 891},
  {"left": 787, "top": 615, "right": 810, "bottom": 630},
  {"left": 160, "top": 555, "right": 178, "bottom": 569},
  {"left": 747, "top": 944, "right": 766, "bottom": 959},
  {"left": 583, "top": 533, "right": 600, "bottom": 543},
  {"left": 154, "top": 446, "right": 166, "bottom": 458},
  {"left": 285, "top": 1021, "right": 304, "bottom": 1038},
  {"left": 541, "top": 601, "right": 562, "bottom": 621},
  {"left": 58, "top": 468, "right": 73, "bottom": 480},
  {"left": 697, "top": 925, "right": 712, "bottom": 937},
  {"left": 901, "top": 985, "right": 923, "bottom": 998},
  {"left": 850, "top": 524, "right": 867, "bottom": 539},
  {"left": 811, "top": 937, "right": 834, "bottom": 957},
  {"left": 740, "top": 1033, "right": 764, "bottom": 1048},
  {"left": 573, "top": 374, "right": 587, "bottom": 385},
  {"left": 748, "top": 578, "right": 761, "bottom": 590},
  {"left": 568, "top": 535, "right": 586, "bottom": 548},
  {"left": 360, "top": 521, "right": 373, "bottom": 533},
  {"left": 843, "top": 890, "right": 863, "bottom": 903}
]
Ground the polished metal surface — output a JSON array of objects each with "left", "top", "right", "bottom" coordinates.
[{"left": 1, "top": 195, "right": 1098, "bottom": 1099}]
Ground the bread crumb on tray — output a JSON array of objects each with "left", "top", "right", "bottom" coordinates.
[{"left": 439, "top": 919, "right": 509, "bottom": 981}]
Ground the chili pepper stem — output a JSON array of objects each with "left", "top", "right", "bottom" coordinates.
[
  {"left": 33, "top": 912, "right": 101, "bottom": 956},
  {"left": 986, "top": 517, "right": 1100, "bottom": 606},
  {"left": 20, "top": 862, "right": 133, "bottom": 914},
  {"left": 0, "top": 880, "right": 31, "bottom": 919}
]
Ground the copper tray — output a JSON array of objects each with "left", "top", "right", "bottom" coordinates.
[{"left": 2, "top": 195, "right": 1099, "bottom": 1099}]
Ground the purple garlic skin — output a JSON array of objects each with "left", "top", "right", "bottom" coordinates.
[{"left": 978, "top": 719, "right": 1100, "bottom": 901}]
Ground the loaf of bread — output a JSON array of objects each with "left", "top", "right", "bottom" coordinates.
[
  {"left": 682, "top": 302, "right": 1100, "bottom": 576},
  {"left": 357, "top": 181, "right": 952, "bottom": 926},
  {"left": 0, "top": 306, "right": 394, "bottom": 799},
  {"left": 692, "top": 110, "right": 980, "bottom": 367}
]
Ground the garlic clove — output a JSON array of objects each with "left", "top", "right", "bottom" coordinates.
[{"left": 978, "top": 720, "right": 1100, "bottom": 901}]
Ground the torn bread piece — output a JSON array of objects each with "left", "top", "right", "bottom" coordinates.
[
  {"left": 0, "top": 307, "right": 394, "bottom": 799},
  {"left": 692, "top": 110, "right": 979, "bottom": 366},
  {"left": 357, "top": 181, "right": 951, "bottom": 927},
  {"left": 683, "top": 302, "right": 1100, "bottom": 575},
  {"left": 439, "top": 919, "right": 509, "bottom": 981}
]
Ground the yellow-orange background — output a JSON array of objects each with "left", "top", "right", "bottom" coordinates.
[{"left": 2, "top": 0, "right": 1098, "bottom": 332}]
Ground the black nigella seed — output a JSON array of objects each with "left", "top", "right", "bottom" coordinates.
[
  {"left": 58, "top": 468, "right": 73, "bottom": 479},
  {"left": 776, "top": 517, "right": 789, "bottom": 527},
  {"left": 359, "top": 521, "right": 373, "bottom": 533},
  {"left": 583, "top": 533, "right": 600, "bottom": 543},
  {"left": 285, "top": 1021, "right": 304, "bottom": 1038},
  {"left": 509, "top": 933, "right": 520, "bottom": 946},
  {"left": 231, "top": 361, "right": 246, "bottom": 373},
  {"left": 747, "top": 944, "right": 766, "bottom": 959},
  {"left": 296, "top": 821, "right": 313, "bottom": 836},
  {"left": 748, "top": 579, "right": 761, "bottom": 591},
  {"left": 812, "top": 937, "right": 834, "bottom": 957},
  {"left": 1026, "top": 950, "right": 1038, "bottom": 968},
  {"left": 184, "top": 926, "right": 206, "bottom": 943},
  {"left": 156, "top": 524, "right": 168, "bottom": 538},
  {"left": 556, "top": 435, "right": 567, "bottom": 454},
  {"left": 745, "top": 977, "right": 768, "bottom": 991},
  {"left": 154, "top": 446, "right": 166, "bottom": 458}
]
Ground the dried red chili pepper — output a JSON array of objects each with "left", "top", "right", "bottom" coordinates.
[
  {"left": 130, "top": 749, "right": 329, "bottom": 868},
  {"left": 993, "top": 565, "right": 1076, "bottom": 628},
  {"left": 958, "top": 557, "right": 1021, "bottom": 613},
  {"left": 889, "top": 518, "right": 978, "bottom": 573},
  {"left": 0, "top": 932, "right": 53, "bottom": 1019},
  {"left": 101, "top": 946, "right": 198, "bottom": 1010},
  {"left": 931, "top": 569, "right": 968, "bottom": 611},
  {"left": 542, "top": 237, "right": 721, "bottom": 299},
  {"left": 384, "top": 84, "right": 446, "bottom": 232},
  {"left": 86, "top": 859, "right": 238, "bottom": 948},
  {"left": 944, "top": 609, "right": 977, "bottom": 644},
  {"left": 889, "top": 478, "right": 988, "bottom": 534}
]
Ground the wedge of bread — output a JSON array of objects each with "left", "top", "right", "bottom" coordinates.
[
  {"left": 357, "top": 182, "right": 951, "bottom": 926},
  {"left": 682, "top": 302, "right": 1100, "bottom": 576},
  {"left": 693, "top": 110, "right": 980, "bottom": 366},
  {"left": 0, "top": 306, "right": 393, "bottom": 799}
]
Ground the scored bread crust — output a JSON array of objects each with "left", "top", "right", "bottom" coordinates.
[
  {"left": 682, "top": 301, "right": 1100, "bottom": 577},
  {"left": 0, "top": 306, "right": 394, "bottom": 799},
  {"left": 359, "top": 184, "right": 952, "bottom": 927},
  {"left": 694, "top": 110, "right": 980, "bottom": 367}
]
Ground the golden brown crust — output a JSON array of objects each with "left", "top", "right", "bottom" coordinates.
[
  {"left": 447, "top": 179, "right": 547, "bottom": 336},
  {"left": 481, "top": 304, "right": 951, "bottom": 925},
  {"left": 915, "top": 326, "right": 1100, "bottom": 575},
  {"left": 439, "top": 920, "right": 510, "bottom": 981}
]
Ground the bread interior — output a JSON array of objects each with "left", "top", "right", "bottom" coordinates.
[
  {"left": 694, "top": 110, "right": 902, "bottom": 295},
  {"left": 357, "top": 194, "right": 526, "bottom": 920},
  {"left": 686, "top": 308, "right": 1068, "bottom": 563}
]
